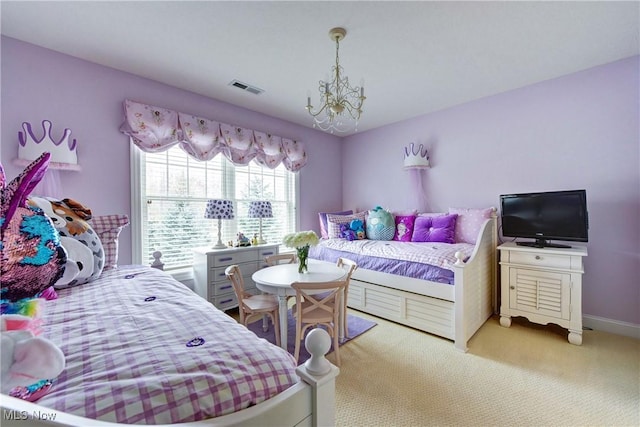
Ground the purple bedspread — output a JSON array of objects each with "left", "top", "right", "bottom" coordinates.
[
  {"left": 35, "top": 266, "right": 298, "bottom": 424},
  {"left": 310, "top": 242, "right": 457, "bottom": 284}
]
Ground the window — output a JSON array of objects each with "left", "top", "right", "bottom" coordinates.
[{"left": 132, "top": 145, "right": 298, "bottom": 270}]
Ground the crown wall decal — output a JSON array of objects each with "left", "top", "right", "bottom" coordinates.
[
  {"left": 403, "top": 143, "right": 430, "bottom": 170},
  {"left": 16, "top": 120, "right": 80, "bottom": 171}
]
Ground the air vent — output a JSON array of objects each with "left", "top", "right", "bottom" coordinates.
[{"left": 229, "top": 80, "right": 264, "bottom": 95}]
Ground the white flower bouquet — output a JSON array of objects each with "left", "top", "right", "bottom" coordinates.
[
  {"left": 282, "top": 230, "right": 319, "bottom": 249},
  {"left": 282, "top": 231, "right": 319, "bottom": 273}
]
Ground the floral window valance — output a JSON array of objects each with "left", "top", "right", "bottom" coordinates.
[{"left": 119, "top": 99, "right": 307, "bottom": 172}]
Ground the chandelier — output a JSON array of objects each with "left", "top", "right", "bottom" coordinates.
[{"left": 306, "top": 27, "right": 366, "bottom": 134}]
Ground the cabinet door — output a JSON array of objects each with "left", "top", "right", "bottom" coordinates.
[{"left": 509, "top": 268, "right": 571, "bottom": 320}]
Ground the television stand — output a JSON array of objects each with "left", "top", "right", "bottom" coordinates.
[
  {"left": 516, "top": 239, "right": 571, "bottom": 249},
  {"left": 498, "top": 242, "right": 588, "bottom": 345}
]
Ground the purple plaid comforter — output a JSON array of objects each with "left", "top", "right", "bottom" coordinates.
[{"left": 36, "top": 266, "right": 298, "bottom": 424}]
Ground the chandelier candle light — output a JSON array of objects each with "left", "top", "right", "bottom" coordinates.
[
  {"left": 283, "top": 231, "right": 319, "bottom": 273},
  {"left": 248, "top": 200, "right": 273, "bottom": 244},
  {"left": 306, "top": 27, "right": 366, "bottom": 134},
  {"left": 204, "top": 199, "right": 235, "bottom": 249}
]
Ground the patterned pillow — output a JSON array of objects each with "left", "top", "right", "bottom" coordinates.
[
  {"left": 412, "top": 214, "right": 458, "bottom": 243},
  {"left": 393, "top": 215, "right": 417, "bottom": 242},
  {"left": 318, "top": 210, "right": 353, "bottom": 239},
  {"left": 89, "top": 215, "right": 130, "bottom": 270},
  {"left": 326, "top": 212, "right": 366, "bottom": 239},
  {"left": 1, "top": 154, "right": 66, "bottom": 302},
  {"left": 448, "top": 207, "right": 494, "bottom": 244},
  {"left": 28, "top": 197, "right": 104, "bottom": 288}
]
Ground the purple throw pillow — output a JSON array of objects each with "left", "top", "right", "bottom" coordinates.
[
  {"left": 394, "top": 215, "right": 416, "bottom": 242},
  {"left": 318, "top": 210, "right": 353, "bottom": 239},
  {"left": 412, "top": 214, "right": 458, "bottom": 243}
]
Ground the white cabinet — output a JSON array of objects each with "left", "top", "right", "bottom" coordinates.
[
  {"left": 498, "top": 242, "right": 587, "bottom": 345},
  {"left": 193, "top": 244, "right": 279, "bottom": 310}
]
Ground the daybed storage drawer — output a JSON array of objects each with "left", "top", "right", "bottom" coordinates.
[
  {"left": 506, "top": 251, "right": 571, "bottom": 269},
  {"left": 348, "top": 279, "right": 455, "bottom": 340}
]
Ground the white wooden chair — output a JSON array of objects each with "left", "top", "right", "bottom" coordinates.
[
  {"left": 291, "top": 280, "right": 348, "bottom": 366},
  {"left": 264, "top": 253, "right": 297, "bottom": 266},
  {"left": 225, "top": 264, "right": 281, "bottom": 346}
]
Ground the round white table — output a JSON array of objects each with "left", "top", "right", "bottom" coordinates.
[{"left": 252, "top": 259, "right": 347, "bottom": 350}]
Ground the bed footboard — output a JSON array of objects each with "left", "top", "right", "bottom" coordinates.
[{"left": 452, "top": 212, "right": 498, "bottom": 352}]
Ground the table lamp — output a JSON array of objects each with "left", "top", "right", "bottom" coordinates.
[
  {"left": 248, "top": 200, "right": 273, "bottom": 244},
  {"left": 205, "top": 199, "right": 235, "bottom": 249}
]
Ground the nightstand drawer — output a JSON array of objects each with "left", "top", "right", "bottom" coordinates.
[
  {"left": 211, "top": 262, "right": 258, "bottom": 283},
  {"left": 193, "top": 243, "right": 279, "bottom": 311},
  {"left": 214, "top": 293, "right": 238, "bottom": 310},
  {"left": 508, "top": 251, "right": 570, "bottom": 269},
  {"left": 211, "top": 281, "right": 235, "bottom": 296},
  {"left": 210, "top": 250, "right": 255, "bottom": 267}
]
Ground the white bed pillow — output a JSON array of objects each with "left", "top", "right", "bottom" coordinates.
[{"left": 448, "top": 207, "right": 494, "bottom": 244}]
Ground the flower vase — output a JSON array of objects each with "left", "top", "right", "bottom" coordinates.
[{"left": 297, "top": 245, "right": 309, "bottom": 274}]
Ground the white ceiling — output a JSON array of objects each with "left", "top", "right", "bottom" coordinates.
[{"left": 1, "top": 1, "right": 638, "bottom": 135}]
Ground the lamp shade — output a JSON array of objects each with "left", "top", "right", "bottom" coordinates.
[
  {"left": 204, "top": 199, "right": 235, "bottom": 220},
  {"left": 248, "top": 201, "right": 273, "bottom": 218}
]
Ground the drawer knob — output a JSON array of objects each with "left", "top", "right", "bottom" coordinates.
[{"left": 535, "top": 255, "right": 541, "bottom": 260}]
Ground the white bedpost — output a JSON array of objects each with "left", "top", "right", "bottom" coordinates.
[
  {"left": 295, "top": 328, "right": 340, "bottom": 427},
  {"left": 150, "top": 251, "right": 164, "bottom": 270},
  {"left": 452, "top": 251, "right": 467, "bottom": 352}
]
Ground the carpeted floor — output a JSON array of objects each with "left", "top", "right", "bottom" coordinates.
[
  {"left": 334, "top": 310, "right": 640, "bottom": 427},
  {"left": 247, "top": 309, "right": 376, "bottom": 363}
]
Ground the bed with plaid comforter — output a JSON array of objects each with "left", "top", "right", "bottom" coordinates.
[{"left": 35, "top": 265, "right": 298, "bottom": 424}]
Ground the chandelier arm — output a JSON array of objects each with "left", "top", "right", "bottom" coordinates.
[{"left": 306, "top": 27, "right": 365, "bottom": 133}]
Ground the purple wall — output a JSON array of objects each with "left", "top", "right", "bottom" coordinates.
[
  {"left": 343, "top": 56, "right": 640, "bottom": 325},
  {"left": 2, "top": 36, "right": 638, "bottom": 325},
  {"left": 1, "top": 36, "right": 343, "bottom": 267}
]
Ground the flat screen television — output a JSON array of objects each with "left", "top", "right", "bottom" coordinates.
[{"left": 499, "top": 189, "right": 589, "bottom": 248}]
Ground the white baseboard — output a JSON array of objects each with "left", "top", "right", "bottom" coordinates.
[{"left": 583, "top": 315, "right": 640, "bottom": 340}]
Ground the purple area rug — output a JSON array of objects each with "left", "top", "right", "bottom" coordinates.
[{"left": 247, "top": 309, "right": 376, "bottom": 363}]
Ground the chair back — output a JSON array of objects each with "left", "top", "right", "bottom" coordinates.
[
  {"left": 291, "top": 280, "right": 347, "bottom": 320},
  {"left": 264, "top": 253, "right": 297, "bottom": 266},
  {"left": 224, "top": 264, "right": 246, "bottom": 300},
  {"left": 337, "top": 257, "right": 358, "bottom": 280}
]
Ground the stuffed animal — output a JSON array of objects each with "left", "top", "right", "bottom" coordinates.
[
  {"left": 350, "top": 219, "right": 366, "bottom": 240},
  {"left": 1, "top": 315, "right": 65, "bottom": 401},
  {"left": 1, "top": 153, "right": 67, "bottom": 302},
  {"left": 366, "top": 206, "right": 395, "bottom": 241},
  {"left": 340, "top": 223, "right": 357, "bottom": 241},
  {"left": 28, "top": 196, "right": 104, "bottom": 288},
  {"left": 236, "top": 232, "right": 251, "bottom": 247}
]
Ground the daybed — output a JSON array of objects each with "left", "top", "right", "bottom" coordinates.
[
  {"left": 311, "top": 208, "right": 498, "bottom": 352},
  {"left": 1, "top": 262, "right": 339, "bottom": 427}
]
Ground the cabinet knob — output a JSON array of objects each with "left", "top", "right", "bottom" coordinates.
[
  {"left": 510, "top": 286, "right": 515, "bottom": 290},
  {"left": 535, "top": 255, "right": 541, "bottom": 260}
]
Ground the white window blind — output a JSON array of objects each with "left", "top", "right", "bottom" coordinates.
[{"left": 134, "top": 145, "right": 297, "bottom": 270}]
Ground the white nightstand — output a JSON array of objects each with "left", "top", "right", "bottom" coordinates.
[
  {"left": 498, "top": 242, "right": 588, "bottom": 345},
  {"left": 192, "top": 243, "right": 280, "bottom": 310}
]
